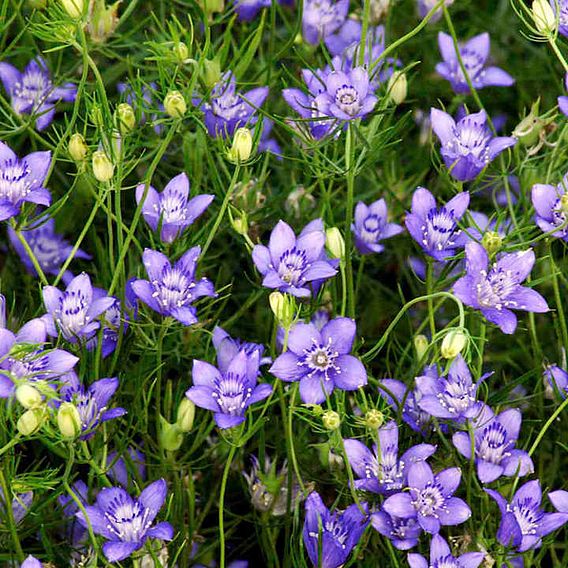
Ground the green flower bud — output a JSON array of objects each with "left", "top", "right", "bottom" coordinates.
[
  {"left": 441, "top": 328, "right": 468, "bottom": 359},
  {"left": 512, "top": 100, "right": 552, "bottom": 147},
  {"left": 92, "top": 149, "right": 114, "bottom": 182},
  {"left": 325, "top": 227, "right": 345, "bottom": 260},
  {"left": 227, "top": 128, "right": 253, "bottom": 163},
  {"left": 159, "top": 415, "right": 184, "bottom": 452},
  {"left": 116, "top": 103, "right": 136, "bottom": 134},
  {"left": 87, "top": 0, "right": 120, "bottom": 44},
  {"left": 176, "top": 398, "right": 195, "bottom": 433},
  {"left": 68, "top": 133, "right": 88, "bottom": 162},
  {"left": 269, "top": 292, "right": 296, "bottom": 329},
  {"left": 60, "top": 0, "right": 85, "bottom": 18},
  {"left": 17, "top": 408, "right": 44, "bottom": 436},
  {"left": 365, "top": 409, "right": 384, "bottom": 429},
  {"left": 15, "top": 384, "right": 42, "bottom": 409},
  {"left": 482, "top": 230, "right": 503, "bottom": 256},
  {"left": 322, "top": 410, "right": 341, "bottom": 431},
  {"left": 230, "top": 210, "right": 249, "bottom": 236},
  {"left": 202, "top": 58, "right": 221, "bottom": 89},
  {"left": 57, "top": 402, "right": 82, "bottom": 438},
  {"left": 387, "top": 71, "right": 408, "bottom": 105},
  {"left": 532, "top": 0, "right": 557, "bottom": 34},
  {"left": 560, "top": 194, "right": 568, "bottom": 216},
  {"left": 414, "top": 334, "right": 429, "bottom": 361},
  {"left": 173, "top": 41, "right": 189, "bottom": 62},
  {"left": 164, "top": 90, "right": 187, "bottom": 118}
]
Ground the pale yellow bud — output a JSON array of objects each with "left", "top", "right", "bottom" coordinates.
[
  {"left": 441, "top": 329, "right": 468, "bottom": 359},
  {"left": 560, "top": 194, "right": 568, "bottom": 215},
  {"left": 116, "top": 103, "right": 135, "bottom": 134},
  {"left": 17, "top": 408, "right": 44, "bottom": 436},
  {"left": 173, "top": 42, "right": 189, "bottom": 62},
  {"left": 68, "top": 133, "right": 88, "bottom": 162},
  {"left": 387, "top": 71, "right": 408, "bottom": 105},
  {"left": 57, "top": 402, "right": 82, "bottom": 438},
  {"left": 482, "top": 231, "right": 503, "bottom": 256},
  {"left": 227, "top": 128, "right": 253, "bottom": 163},
  {"left": 322, "top": 410, "right": 341, "bottom": 431},
  {"left": 164, "top": 90, "right": 187, "bottom": 118},
  {"left": 61, "top": 0, "right": 85, "bottom": 18},
  {"left": 203, "top": 59, "right": 221, "bottom": 89},
  {"left": 414, "top": 334, "right": 429, "bottom": 361},
  {"left": 92, "top": 149, "right": 114, "bottom": 182},
  {"left": 87, "top": 0, "right": 120, "bottom": 44},
  {"left": 325, "top": 227, "right": 345, "bottom": 260},
  {"left": 176, "top": 398, "right": 195, "bottom": 433},
  {"left": 365, "top": 409, "right": 384, "bottom": 429},
  {"left": 532, "top": 0, "right": 557, "bottom": 34},
  {"left": 15, "top": 384, "right": 42, "bottom": 409},
  {"left": 230, "top": 211, "right": 249, "bottom": 236},
  {"left": 269, "top": 292, "right": 295, "bottom": 328}
]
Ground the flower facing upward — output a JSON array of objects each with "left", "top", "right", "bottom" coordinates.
[
  {"left": 486, "top": 480, "right": 568, "bottom": 552},
  {"left": 269, "top": 317, "right": 367, "bottom": 404},
  {"left": 344, "top": 421, "right": 436, "bottom": 494},
  {"left": 185, "top": 350, "right": 272, "bottom": 429},
  {"left": 531, "top": 176, "right": 568, "bottom": 240},
  {"left": 0, "top": 58, "right": 76, "bottom": 130},
  {"left": 408, "top": 534, "right": 485, "bottom": 568},
  {"left": 405, "top": 186, "right": 470, "bottom": 261},
  {"left": 431, "top": 108, "right": 517, "bottom": 182},
  {"left": 76, "top": 479, "right": 174, "bottom": 563},
  {"left": 435, "top": 32, "right": 514, "bottom": 94},
  {"left": 302, "top": 491, "right": 369, "bottom": 568},
  {"left": 453, "top": 406, "right": 534, "bottom": 483},
  {"left": 302, "top": 0, "right": 349, "bottom": 45},
  {"left": 252, "top": 219, "right": 337, "bottom": 297},
  {"left": 352, "top": 199, "right": 403, "bottom": 255},
  {"left": 131, "top": 247, "right": 216, "bottom": 326},
  {"left": 453, "top": 242, "right": 549, "bottom": 334},
  {"left": 0, "top": 142, "right": 51, "bottom": 221}
]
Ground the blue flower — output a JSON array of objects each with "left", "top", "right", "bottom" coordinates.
[
  {"left": 302, "top": 0, "right": 349, "bottom": 45},
  {"left": 352, "top": 198, "right": 403, "bottom": 255},
  {"left": 408, "top": 533, "right": 484, "bottom": 568},
  {"left": 212, "top": 326, "right": 270, "bottom": 377},
  {"left": 20, "top": 556, "right": 43, "bottom": 568},
  {"left": 371, "top": 509, "right": 422, "bottom": 550},
  {"left": 531, "top": 175, "right": 568, "bottom": 240}
]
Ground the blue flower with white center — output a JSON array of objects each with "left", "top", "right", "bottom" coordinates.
[
  {"left": 131, "top": 247, "right": 216, "bottom": 326},
  {"left": 352, "top": 198, "right": 403, "bottom": 255}
]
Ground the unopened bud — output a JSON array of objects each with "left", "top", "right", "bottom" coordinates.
[
  {"left": 482, "top": 231, "right": 503, "bottom": 255},
  {"left": 57, "top": 402, "right": 82, "bottom": 438},
  {"left": 116, "top": 103, "right": 135, "bottom": 134},
  {"left": 532, "top": 0, "right": 557, "bottom": 34},
  {"left": 414, "top": 334, "right": 429, "bottom": 361},
  {"left": 176, "top": 398, "right": 195, "bottom": 433},
  {"left": 322, "top": 410, "right": 341, "bottom": 431},
  {"left": 17, "top": 408, "right": 44, "bottom": 436},
  {"left": 15, "top": 384, "right": 42, "bottom": 409},
  {"left": 560, "top": 194, "right": 568, "bottom": 215},
  {"left": 513, "top": 100, "right": 550, "bottom": 147},
  {"left": 68, "top": 133, "right": 88, "bottom": 162},
  {"left": 365, "top": 409, "right": 384, "bottom": 429},
  {"left": 325, "top": 227, "right": 345, "bottom": 260},
  {"left": 92, "top": 149, "right": 114, "bottom": 182},
  {"left": 387, "top": 71, "right": 408, "bottom": 105},
  {"left": 227, "top": 128, "right": 253, "bottom": 163},
  {"left": 164, "top": 90, "right": 186, "bottom": 118},
  {"left": 203, "top": 59, "right": 221, "bottom": 89},
  {"left": 441, "top": 328, "right": 468, "bottom": 359},
  {"left": 87, "top": 0, "right": 120, "bottom": 43},
  {"left": 60, "top": 0, "right": 85, "bottom": 18},
  {"left": 230, "top": 210, "right": 249, "bottom": 236},
  {"left": 269, "top": 292, "right": 295, "bottom": 329},
  {"left": 173, "top": 41, "right": 189, "bottom": 62},
  {"left": 159, "top": 415, "right": 184, "bottom": 452}
]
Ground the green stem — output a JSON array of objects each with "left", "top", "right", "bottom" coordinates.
[
  {"left": 426, "top": 260, "right": 436, "bottom": 340},
  {"left": 528, "top": 395, "right": 568, "bottom": 458},
  {"left": 344, "top": 125, "right": 356, "bottom": 319},
  {"left": 0, "top": 469, "right": 24, "bottom": 562},
  {"left": 549, "top": 240, "right": 568, "bottom": 350},
  {"left": 287, "top": 382, "right": 306, "bottom": 494},
  {"left": 219, "top": 443, "right": 238, "bottom": 568},
  {"left": 10, "top": 221, "right": 48, "bottom": 286}
]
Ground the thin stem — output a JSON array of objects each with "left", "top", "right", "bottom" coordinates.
[
  {"left": 344, "top": 125, "right": 356, "bottom": 319},
  {"left": 549, "top": 240, "right": 568, "bottom": 350},
  {"left": 10, "top": 221, "right": 49, "bottom": 286},
  {"left": 287, "top": 382, "right": 306, "bottom": 494},
  {"left": 426, "top": 260, "right": 436, "bottom": 340},
  {"left": 0, "top": 469, "right": 24, "bottom": 562},
  {"left": 528, "top": 395, "right": 568, "bottom": 458},
  {"left": 219, "top": 443, "right": 238, "bottom": 568}
]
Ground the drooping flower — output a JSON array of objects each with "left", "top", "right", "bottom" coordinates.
[
  {"left": 435, "top": 32, "right": 514, "bottom": 94},
  {"left": 135, "top": 173, "right": 214, "bottom": 244},
  {"left": 371, "top": 509, "right": 422, "bottom": 550},
  {"left": 76, "top": 479, "right": 174, "bottom": 563},
  {"left": 131, "top": 247, "right": 216, "bottom": 325},
  {"left": 302, "top": 0, "right": 349, "bottom": 45},
  {"left": 252, "top": 219, "right": 337, "bottom": 297},
  {"left": 42, "top": 273, "right": 115, "bottom": 343},
  {"left": 212, "top": 326, "right": 269, "bottom": 376},
  {"left": 452, "top": 406, "right": 534, "bottom": 483},
  {"left": 270, "top": 317, "right": 367, "bottom": 404},
  {"left": 408, "top": 533, "right": 484, "bottom": 568},
  {"left": 485, "top": 480, "right": 568, "bottom": 552},
  {"left": 431, "top": 108, "right": 516, "bottom": 182},
  {"left": 186, "top": 350, "right": 272, "bottom": 429},
  {"left": 343, "top": 421, "right": 436, "bottom": 494},
  {"left": 59, "top": 373, "right": 126, "bottom": 440},
  {"left": 8, "top": 216, "right": 90, "bottom": 281},
  {"left": 302, "top": 491, "right": 369, "bottom": 568},
  {"left": 199, "top": 72, "right": 268, "bottom": 138},
  {"left": 531, "top": 176, "right": 568, "bottom": 240},
  {"left": 0, "top": 58, "right": 76, "bottom": 130},
  {"left": 383, "top": 462, "right": 471, "bottom": 533},
  {"left": 453, "top": 242, "right": 549, "bottom": 334},
  {"left": 405, "top": 186, "right": 470, "bottom": 261},
  {"left": 0, "top": 141, "right": 51, "bottom": 221},
  {"left": 351, "top": 199, "right": 403, "bottom": 255}
]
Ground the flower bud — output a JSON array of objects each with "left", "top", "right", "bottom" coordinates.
[
  {"left": 230, "top": 210, "right": 249, "bottom": 236},
  {"left": 325, "top": 227, "right": 345, "bottom": 260},
  {"left": 481, "top": 230, "right": 503, "bottom": 255},
  {"left": 17, "top": 408, "right": 44, "bottom": 436},
  {"left": 269, "top": 292, "right": 295, "bottom": 329},
  {"left": 61, "top": 0, "right": 85, "bottom": 18},
  {"left": 164, "top": 90, "right": 186, "bottom": 118},
  {"left": 57, "top": 402, "right": 82, "bottom": 438},
  {"left": 173, "top": 41, "right": 189, "bottom": 62},
  {"left": 159, "top": 415, "right": 184, "bottom": 452},
  {"left": 202, "top": 58, "right": 222, "bottom": 89},
  {"left": 87, "top": 0, "right": 120, "bottom": 43},
  {"left": 116, "top": 103, "right": 136, "bottom": 134},
  {"left": 365, "top": 409, "right": 384, "bottom": 429},
  {"left": 370, "top": 0, "right": 390, "bottom": 23},
  {"left": 15, "top": 384, "right": 42, "bottom": 409},
  {"left": 532, "top": 0, "right": 557, "bottom": 34},
  {"left": 414, "top": 334, "right": 429, "bottom": 361},
  {"left": 441, "top": 328, "right": 468, "bottom": 359},
  {"left": 561, "top": 194, "right": 568, "bottom": 216},
  {"left": 512, "top": 100, "right": 550, "bottom": 147},
  {"left": 68, "top": 133, "right": 88, "bottom": 162},
  {"left": 322, "top": 410, "right": 341, "bottom": 431},
  {"left": 176, "top": 398, "right": 195, "bottom": 433},
  {"left": 92, "top": 149, "right": 114, "bottom": 182},
  {"left": 387, "top": 71, "right": 408, "bottom": 105},
  {"left": 227, "top": 128, "right": 253, "bottom": 163}
]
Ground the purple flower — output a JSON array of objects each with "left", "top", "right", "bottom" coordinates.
[
  {"left": 416, "top": 355, "right": 490, "bottom": 422},
  {"left": 199, "top": 72, "right": 268, "bottom": 138},
  {"left": 315, "top": 67, "right": 377, "bottom": 121},
  {"left": 107, "top": 447, "right": 147, "bottom": 488},
  {"left": 8, "top": 216, "right": 90, "bottom": 280},
  {"left": 0, "top": 57, "right": 76, "bottom": 130},
  {"left": 549, "top": 489, "right": 568, "bottom": 513},
  {"left": 453, "top": 406, "right": 534, "bottom": 483},
  {"left": 0, "top": 487, "right": 33, "bottom": 524},
  {"left": 486, "top": 480, "right": 568, "bottom": 552},
  {"left": 552, "top": 0, "right": 568, "bottom": 37},
  {"left": 42, "top": 273, "right": 115, "bottom": 343},
  {"left": 417, "top": 0, "right": 454, "bottom": 22},
  {"left": 531, "top": 176, "right": 568, "bottom": 240},
  {"left": 405, "top": 186, "right": 470, "bottom": 261},
  {"left": 269, "top": 317, "right": 367, "bottom": 404},
  {"left": 212, "top": 326, "right": 269, "bottom": 376},
  {"left": 58, "top": 480, "right": 89, "bottom": 546},
  {"left": 93, "top": 295, "right": 125, "bottom": 358},
  {"left": 77, "top": 479, "right": 174, "bottom": 563},
  {"left": 544, "top": 364, "right": 568, "bottom": 398},
  {"left": 59, "top": 374, "right": 126, "bottom": 439},
  {"left": 408, "top": 533, "right": 484, "bottom": 568},
  {"left": 352, "top": 199, "right": 403, "bottom": 255},
  {"left": 435, "top": 32, "right": 514, "bottom": 94},
  {"left": 302, "top": 0, "right": 349, "bottom": 45},
  {"left": 233, "top": 0, "right": 291, "bottom": 20},
  {"left": 252, "top": 219, "right": 337, "bottom": 297},
  {"left": 324, "top": 18, "right": 363, "bottom": 56},
  {"left": 431, "top": 108, "right": 516, "bottom": 182},
  {"left": 131, "top": 247, "right": 216, "bottom": 325},
  {"left": 0, "top": 141, "right": 51, "bottom": 221},
  {"left": 302, "top": 491, "right": 368, "bottom": 568},
  {"left": 371, "top": 509, "right": 422, "bottom": 550},
  {"left": 383, "top": 462, "right": 471, "bottom": 533},
  {"left": 344, "top": 421, "right": 436, "bottom": 494},
  {"left": 136, "top": 173, "right": 214, "bottom": 244},
  {"left": 185, "top": 350, "right": 272, "bottom": 429},
  {"left": 20, "top": 556, "right": 42, "bottom": 568},
  {"left": 453, "top": 242, "right": 549, "bottom": 334}
]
